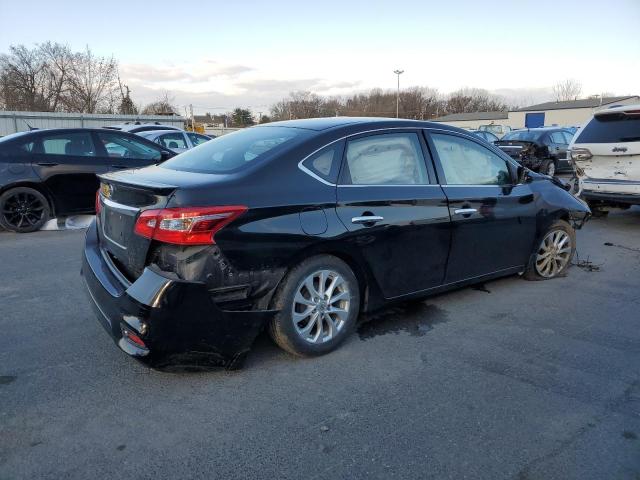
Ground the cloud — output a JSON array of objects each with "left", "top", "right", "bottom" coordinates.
[{"left": 120, "top": 61, "right": 254, "bottom": 85}]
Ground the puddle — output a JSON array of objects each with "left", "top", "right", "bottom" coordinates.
[{"left": 357, "top": 303, "right": 448, "bottom": 340}]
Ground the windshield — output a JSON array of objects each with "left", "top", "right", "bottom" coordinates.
[
  {"left": 501, "top": 131, "right": 542, "bottom": 142},
  {"left": 576, "top": 114, "right": 640, "bottom": 143},
  {"left": 160, "top": 126, "right": 307, "bottom": 174}
]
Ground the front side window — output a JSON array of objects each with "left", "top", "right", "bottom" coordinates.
[
  {"left": 187, "top": 132, "right": 211, "bottom": 146},
  {"left": 159, "top": 132, "right": 188, "bottom": 150},
  {"left": 431, "top": 133, "right": 511, "bottom": 186},
  {"left": 97, "top": 132, "right": 162, "bottom": 161},
  {"left": 42, "top": 132, "right": 95, "bottom": 157},
  {"left": 161, "top": 126, "right": 307, "bottom": 174},
  {"left": 343, "top": 133, "right": 429, "bottom": 185}
]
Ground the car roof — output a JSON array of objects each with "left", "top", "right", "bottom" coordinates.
[
  {"left": 256, "top": 117, "right": 460, "bottom": 132},
  {"left": 596, "top": 103, "right": 640, "bottom": 114},
  {"left": 137, "top": 129, "right": 185, "bottom": 137}
]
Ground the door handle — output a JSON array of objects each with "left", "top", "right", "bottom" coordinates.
[
  {"left": 111, "top": 165, "right": 129, "bottom": 169},
  {"left": 36, "top": 162, "right": 59, "bottom": 167},
  {"left": 454, "top": 208, "right": 478, "bottom": 216},
  {"left": 351, "top": 215, "right": 384, "bottom": 225}
]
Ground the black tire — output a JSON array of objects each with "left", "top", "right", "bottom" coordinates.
[
  {"left": 0, "top": 187, "right": 50, "bottom": 233},
  {"left": 541, "top": 159, "right": 557, "bottom": 177},
  {"left": 524, "top": 219, "right": 576, "bottom": 281},
  {"left": 268, "top": 255, "right": 360, "bottom": 357}
]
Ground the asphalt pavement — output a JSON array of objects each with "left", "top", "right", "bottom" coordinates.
[{"left": 0, "top": 208, "right": 639, "bottom": 480}]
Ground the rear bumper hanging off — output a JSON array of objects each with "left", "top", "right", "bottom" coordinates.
[{"left": 81, "top": 220, "right": 277, "bottom": 369}]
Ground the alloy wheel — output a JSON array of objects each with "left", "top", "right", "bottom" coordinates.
[
  {"left": 2, "top": 192, "right": 46, "bottom": 230},
  {"left": 292, "top": 269, "right": 351, "bottom": 344},
  {"left": 535, "top": 229, "right": 572, "bottom": 278}
]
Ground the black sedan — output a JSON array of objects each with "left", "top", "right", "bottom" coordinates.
[
  {"left": 0, "top": 128, "right": 174, "bottom": 232},
  {"left": 494, "top": 128, "right": 574, "bottom": 176},
  {"left": 82, "top": 118, "right": 590, "bottom": 369}
]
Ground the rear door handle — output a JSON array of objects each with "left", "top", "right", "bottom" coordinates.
[
  {"left": 111, "top": 165, "right": 129, "bottom": 169},
  {"left": 454, "top": 208, "right": 478, "bottom": 216},
  {"left": 36, "top": 162, "right": 59, "bottom": 167},
  {"left": 352, "top": 215, "right": 384, "bottom": 225}
]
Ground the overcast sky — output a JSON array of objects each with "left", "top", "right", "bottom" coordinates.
[{"left": 1, "top": 0, "right": 639, "bottom": 114}]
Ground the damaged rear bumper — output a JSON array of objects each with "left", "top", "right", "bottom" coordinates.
[{"left": 81, "top": 220, "right": 277, "bottom": 369}]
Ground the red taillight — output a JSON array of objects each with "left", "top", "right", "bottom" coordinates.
[
  {"left": 95, "top": 191, "right": 101, "bottom": 214},
  {"left": 121, "top": 326, "right": 146, "bottom": 348},
  {"left": 133, "top": 206, "right": 247, "bottom": 245}
]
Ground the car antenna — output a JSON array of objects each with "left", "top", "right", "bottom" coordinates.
[{"left": 23, "top": 120, "right": 38, "bottom": 131}]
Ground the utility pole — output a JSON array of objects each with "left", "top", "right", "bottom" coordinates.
[
  {"left": 189, "top": 104, "right": 194, "bottom": 132},
  {"left": 258, "top": 111, "right": 263, "bottom": 124},
  {"left": 393, "top": 69, "right": 404, "bottom": 118}
]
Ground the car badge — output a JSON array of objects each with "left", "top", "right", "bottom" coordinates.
[
  {"left": 612, "top": 146, "right": 627, "bottom": 153},
  {"left": 100, "top": 183, "right": 113, "bottom": 199}
]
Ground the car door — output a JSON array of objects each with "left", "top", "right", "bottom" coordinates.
[
  {"left": 425, "top": 129, "right": 537, "bottom": 283},
  {"left": 30, "top": 131, "right": 110, "bottom": 214},
  {"left": 549, "top": 131, "right": 570, "bottom": 167},
  {"left": 335, "top": 130, "right": 451, "bottom": 299},
  {"left": 94, "top": 131, "right": 165, "bottom": 170}
]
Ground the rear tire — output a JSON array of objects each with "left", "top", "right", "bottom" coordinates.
[
  {"left": 524, "top": 220, "right": 575, "bottom": 281},
  {"left": 268, "top": 255, "right": 360, "bottom": 357},
  {"left": 0, "top": 187, "right": 50, "bottom": 233},
  {"left": 541, "top": 159, "right": 556, "bottom": 177}
]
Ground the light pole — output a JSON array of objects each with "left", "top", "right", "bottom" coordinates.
[{"left": 393, "top": 69, "right": 404, "bottom": 118}]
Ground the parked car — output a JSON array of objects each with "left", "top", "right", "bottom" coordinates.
[
  {"left": 471, "top": 130, "right": 499, "bottom": 144},
  {"left": 137, "top": 129, "right": 213, "bottom": 153},
  {"left": 478, "top": 124, "right": 512, "bottom": 138},
  {"left": 0, "top": 128, "right": 175, "bottom": 232},
  {"left": 103, "top": 122, "right": 183, "bottom": 133},
  {"left": 571, "top": 104, "right": 640, "bottom": 216},
  {"left": 82, "top": 118, "right": 590, "bottom": 370},
  {"left": 494, "top": 128, "right": 575, "bottom": 176}
]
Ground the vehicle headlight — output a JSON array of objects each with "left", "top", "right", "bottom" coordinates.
[{"left": 570, "top": 148, "right": 592, "bottom": 161}]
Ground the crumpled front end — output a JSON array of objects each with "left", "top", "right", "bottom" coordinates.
[{"left": 82, "top": 220, "right": 277, "bottom": 370}]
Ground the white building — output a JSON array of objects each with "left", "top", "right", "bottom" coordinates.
[{"left": 433, "top": 96, "right": 639, "bottom": 130}]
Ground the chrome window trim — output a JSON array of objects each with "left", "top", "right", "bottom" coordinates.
[{"left": 296, "top": 126, "right": 517, "bottom": 189}]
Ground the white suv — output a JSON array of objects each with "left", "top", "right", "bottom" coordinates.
[{"left": 570, "top": 104, "right": 640, "bottom": 216}]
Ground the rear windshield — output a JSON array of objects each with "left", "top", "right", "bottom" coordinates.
[
  {"left": 501, "top": 131, "right": 542, "bottom": 142},
  {"left": 160, "top": 126, "right": 306, "bottom": 174},
  {"left": 576, "top": 114, "right": 640, "bottom": 143}
]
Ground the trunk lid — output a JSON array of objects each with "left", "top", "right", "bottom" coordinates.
[
  {"left": 494, "top": 140, "right": 537, "bottom": 159},
  {"left": 573, "top": 142, "right": 640, "bottom": 182},
  {"left": 97, "top": 169, "right": 179, "bottom": 280}
]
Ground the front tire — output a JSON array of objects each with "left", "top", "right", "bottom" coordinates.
[
  {"left": 268, "top": 255, "right": 360, "bottom": 357},
  {"left": 0, "top": 187, "right": 50, "bottom": 233},
  {"left": 524, "top": 220, "right": 575, "bottom": 280}
]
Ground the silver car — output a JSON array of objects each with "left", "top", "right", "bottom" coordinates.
[{"left": 137, "top": 129, "right": 213, "bottom": 153}]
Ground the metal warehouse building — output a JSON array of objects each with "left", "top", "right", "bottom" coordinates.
[
  {"left": 0, "top": 111, "right": 185, "bottom": 137},
  {"left": 433, "top": 95, "right": 639, "bottom": 130}
]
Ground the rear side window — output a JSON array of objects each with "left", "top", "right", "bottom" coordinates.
[
  {"left": 431, "top": 133, "right": 511, "bottom": 186},
  {"left": 302, "top": 141, "right": 343, "bottom": 183},
  {"left": 161, "top": 126, "right": 306, "bottom": 174},
  {"left": 550, "top": 132, "right": 567, "bottom": 144},
  {"left": 42, "top": 132, "right": 96, "bottom": 157},
  {"left": 342, "top": 133, "right": 429, "bottom": 185},
  {"left": 159, "top": 132, "right": 188, "bottom": 150},
  {"left": 576, "top": 114, "right": 640, "bottom": 143},
  {"left": 97, "top": 132, "right": 162, "bottom": 161}
]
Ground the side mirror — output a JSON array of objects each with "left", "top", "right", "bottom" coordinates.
[{"left": 160, "top": 150, "right": 173, "bottom": 161}]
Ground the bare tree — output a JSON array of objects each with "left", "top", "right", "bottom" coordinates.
[
  {"left": 445, "top": 88, "right": 509, "bottom": 114},
  {"left": 39, "top": 42, "right": 73, "bottom": 111},
  {"left": 0, "top": 44, "right": 49, "bottom": 111},
  {"left": 552, "top": 79, "right": 582, "bottom": 102},
  {"left": 65, "top": 46, "right": 118, "bottom": 113},
  {"left": 142, "top": 91, "right": 177, "bottom": 115}
]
